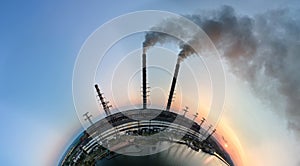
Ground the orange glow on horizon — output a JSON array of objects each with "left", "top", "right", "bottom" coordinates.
[{"left": 215, "top": 119, "right": 247, "bottom": 166}]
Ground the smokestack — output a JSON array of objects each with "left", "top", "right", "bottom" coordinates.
[
  {"left": 142, "top": 47, "right": 147, "bottom": 109},
  {"left": 205, "top": 129, "right": 216, "bottom": 141},
  {"left": 166, "top": 57, "right": 182, "bottom": 111},
  {"left": 95, "top": 84, "right": 111, "bottom": 116}
]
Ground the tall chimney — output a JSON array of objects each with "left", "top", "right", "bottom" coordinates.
[
  {"left": 95, "top": 84, "right": 111, "bottom": 116},
  {"left": 142, "top": 48, "right": 147, "bottom": 109},
  {"left": 166, "top": 57, "right": 181, "bottom": 111}
]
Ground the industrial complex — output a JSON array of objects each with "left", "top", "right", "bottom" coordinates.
[{"left": 60, "top": 42, "right": 235, "bottom": 166}]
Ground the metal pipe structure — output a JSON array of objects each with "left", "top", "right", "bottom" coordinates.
[
  {"left": 142, "top": 49, "right": 147, "bottom": 109},
  {"left": 95, "top": 84, "right": 111, "bottom": 116},
  {"left": 166, "top": 57, "right": 181, "bottom": 111}
]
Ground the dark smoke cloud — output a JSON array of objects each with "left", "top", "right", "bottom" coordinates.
[
  {"left": 178, "top": 44, "right": 195, "bottom": 60},
  {"left": 252, "top": 9, "right": 300, "bottom": 137},
  {"left": 143, "top": 17, "right": 196, "bottom": 54},
  {"left": 145, "top": 6, "right": 300, "bottom": 138},
  {"left": 190, "top": 7, "right": 256, "bottom": 55},
  {"left": 143, "top": 21, "right": 182, "bottom": 50},
  {"left": 143, "top": 32, "right": 169, "bottom": 49}
]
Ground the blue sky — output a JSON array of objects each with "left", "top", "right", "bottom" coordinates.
[{"left": 1, "top": 0, "right": 300, "bottom": 166}]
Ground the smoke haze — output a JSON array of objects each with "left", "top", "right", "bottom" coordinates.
[{"left": 145, "top": 6, "right": 300, "bottom": 138}]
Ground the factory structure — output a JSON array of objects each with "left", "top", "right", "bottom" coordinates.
[{"left": 59, "top": 43, "right": 234, "bottom": 166}]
